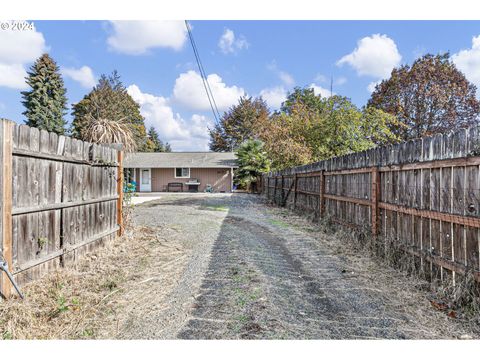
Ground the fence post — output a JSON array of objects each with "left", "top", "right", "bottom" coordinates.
[
  {"left": 0, "top": 119, "right": 14, "bottom": 298},
  {"left": 273, "top": 176, "right": 277, "bottom": 205},
  {"left": 266, "top": 176, "right": 269, "bottom": 199},
  {"left": 281, "top": 175, "right": 284, "bottom": 206},
  {"left": 293, "top": 173, "right": 298, "bottom": 209},
  {"left": 319, "top": 170, "right": 325, "bottom": 217},
  {"left": 117, "top": 149, "right": 124, "bottom": 236},
  {"left": 371, "top": 166, "right": 380, "bottom": 238}
]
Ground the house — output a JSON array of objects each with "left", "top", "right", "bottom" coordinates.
[{"left": 123, "top": 152, "right": 238, "bottom": 193}]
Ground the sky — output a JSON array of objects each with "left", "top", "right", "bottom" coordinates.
[{"left": 1, "top": 20, "right": 480, "bottom": 151}]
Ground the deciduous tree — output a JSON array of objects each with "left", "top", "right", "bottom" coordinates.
[
  {"left": 257, "top": 93, "right": 400, "bottom": 170},
  {"left": 280, "top": 87, "right": 323, "bottom": 114},
  {"left": 368, "top": 53, "right": 480, "bottom": 140},
  {"left": 209, "top": 96, "right": 269, "bottom": 151}
]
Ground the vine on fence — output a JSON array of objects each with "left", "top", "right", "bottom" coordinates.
[{"left": 122, "top": 181, "right": 136, "bottom": 231}]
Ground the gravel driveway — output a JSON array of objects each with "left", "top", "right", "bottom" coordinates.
[{"left": 126, "top": 192, "right": 476, "bottom": 339}]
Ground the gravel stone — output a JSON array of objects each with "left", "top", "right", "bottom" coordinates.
[{"left": 125, "top": 192, "right": 477, "bottom": 339}]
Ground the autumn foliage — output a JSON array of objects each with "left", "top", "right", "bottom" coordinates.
[
  {"left": 368, "top": 53, "right": 480, "bottom": 140},
  {"left": 210, "top": 88, "right": 401, "bottom": 171}
]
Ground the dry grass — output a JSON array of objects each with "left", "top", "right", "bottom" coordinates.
[
  {"left": 342, "top": 234, "right": 479, "bottom": 335},
  {"left": 0, "top": 225, "right": 187, "bottom": 340},
  {"left": 326, "top": 224, "right": 480, "bottom": 333},
  {"left": 266, "top": 204, "right": 480, "bottom": 338}
]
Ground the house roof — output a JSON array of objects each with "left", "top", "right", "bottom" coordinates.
[{"left": 123, "top": 152, "right": 238, "bottom": 168}]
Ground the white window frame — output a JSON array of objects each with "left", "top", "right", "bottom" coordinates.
[{"left": 174, "top": 167, "right": 190, "bottom": 178}]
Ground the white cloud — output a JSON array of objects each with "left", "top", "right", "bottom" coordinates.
[
  {"left": 62, "top": 66, "right": 96, "bottom": 88},
  {"left": 172, "top": 70, "right": 245, "bottom": 111},
  {"left": 267, "top": 61, "right": 295, "bottom": 87},
  {"left": 259, "top": 86, "right": 287, "bottom": 109},
  {"left": 0, "top": 21, "right": 47, "bottom": 89},
  {"left": 0, "top": 23, "right": 46, "bottom": 65},
  {"left": 309, "top": 83, "right": 334, "bottom": 98},
  {"left": 260, "top": 83, "right": 334, "bottom": 110},
  {"left": 127, "top": 84, "right": 212, "bottom": 151},
  {"left": 127, "top": 84, "right": 189, "bottom": 139},
  {"left": 218, "top": 28, "right": 249, "bottom": 54},
  {"left": 367, "top": 80, "right": 381, "bottom": 93},
  {"left": 335, "top": 77, "right": 347, "bottom": 85},
  {"left": 190, "top": 114, "right": 213, "bottom": 139},
  {"left": 313, "top": 74, "right": 347, "bottom": 86},
  {"left": 315, "top": 74, "right": 328, "bottom": 83},
  {"left": 279, "top": 71, "right": 295, "bottom": 87},
  {"left": 451, "top": 35, "right": 480, "bottom": 88},
  {"left": 0, "top": 63, "right": 28, "bottom": 89},
  {"left": 337, "top": 34, "right": 401, "bottom": 79},
  {"left": 107, "top": 21, "right": 187, "bottom": 55}
]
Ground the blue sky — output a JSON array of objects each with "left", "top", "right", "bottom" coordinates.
[{"left": 1, "top": 20, "right": 480, "bottom": 150}]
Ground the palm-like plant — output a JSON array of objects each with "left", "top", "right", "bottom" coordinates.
[
  {"left": 78, "top": 94, "right": 137, "bottom": 152},
  {"left": 81, "top": 115, "right": 137, "bottom": 152},
  {"left": 235, "top": 139, "right": 271, "bottom": 192}
]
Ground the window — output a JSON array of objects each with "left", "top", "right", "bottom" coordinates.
[{"left": 175, "top": 168, "right": 190, "bottom": 178}]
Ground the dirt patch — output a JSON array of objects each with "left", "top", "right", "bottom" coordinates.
[{"left": 0, "top": 225, "right": 188, "bottom": 340}]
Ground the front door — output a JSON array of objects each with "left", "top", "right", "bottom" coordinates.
[{"left": 139, "top": 168, "right": 151, "bottom": 192}]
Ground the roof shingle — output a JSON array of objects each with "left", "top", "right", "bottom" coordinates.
[{"left": 123, "top": 152, "right": 238, "bottom": 168}]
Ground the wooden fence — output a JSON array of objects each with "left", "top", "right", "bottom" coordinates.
[
  {"left": 0, "top": 119, "right": 124, "bottom": 298},
  {"left": 263, "top": 126, "right": 480, "bottom": 284}
]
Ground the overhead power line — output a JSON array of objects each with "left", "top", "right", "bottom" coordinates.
[{"left": 185, "top": 20, "right": 221, "bottom": 124}]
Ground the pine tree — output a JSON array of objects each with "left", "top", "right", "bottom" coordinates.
[
  {"left": 21, "top": 54, "right": 68, "bottom": 134},
  {"left": 165, "top": 143, "right": 172, "bottom": 152},
  {"left": 147, "top": 126, "right": 166, "bottom": 152}
]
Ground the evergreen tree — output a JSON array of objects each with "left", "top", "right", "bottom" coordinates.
[
  {"left": 71, "top": 71, "right": 149, "bottom": 150},
  {"left": 21, "top": 54, "right": 68, "bottom": 134},
  {"left": 147, "top": 126, "right": 166, "bottom": 152},
  {"left": 165, "top": 143, "right": 172, "bottom": 152}
]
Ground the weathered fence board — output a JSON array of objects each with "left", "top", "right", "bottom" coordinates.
[
  {"left": 0, "top": 120, "right": 14, "bottom": 297},
  {"left": 0, "top": 119, "right": 123, "bottom": 297},
  {"left": 264, "top": 125, "right": 480, "bottom": 284}
]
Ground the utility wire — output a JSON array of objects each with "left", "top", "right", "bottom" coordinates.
[
  {"left": 186, "top": 21, "right": 221, "bottom": 120},
  {"left": 188, "top": 24, "right": 221, "bottom": 120},
  {"left": 185, "top": 20, "right": 221, "bottom": 124}
]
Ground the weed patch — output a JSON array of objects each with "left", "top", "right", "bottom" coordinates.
[
  {"left": 203, "top": 205, "right": 229, "bottom": 212},
  {"left": 0, "top": 225, "right": 185, "bottom": 339},
  {"left": 267, "top": 219, "right": 290, "bottom": 228}
]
